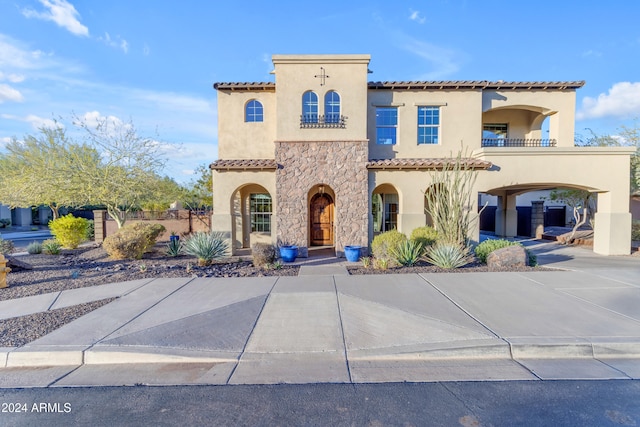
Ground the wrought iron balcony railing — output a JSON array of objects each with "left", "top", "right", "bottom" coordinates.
[
  {"left": 481, "top": 138, "right": 557, "bottom": 148},
  {"left": 300, "top": 114, "right": 347, "bottom": 129}
]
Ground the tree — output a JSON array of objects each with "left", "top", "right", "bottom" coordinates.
[
  {"left": 547, "top": 188, "right": 595, "bottom": 244},
  {"left": 72, "top": 114, "right": 172, "bottom": 228},
  {"left": 424, "top": 149, "right": 484, "bottom": 247},
  {"left": 182, "top": 164, "right": 213, "bottom": 210},
  {"left": 0, "top": 127, "right": 94, "bottom": 218}
]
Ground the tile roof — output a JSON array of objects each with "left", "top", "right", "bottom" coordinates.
[
  {"left": 209, "top": 159, "right": 278, "bottom": 170},
  {"left": 213, "top": 82, "right": 276, "bottom": 91},
  {"left": 368, "top": 81, "right": 586, "bottom": 90},
  {"left": 213, "top": 81, "right": 585, "bottom": 91},
  {"left": 367, "top": 158, "right": 492, "bottom": 170}
]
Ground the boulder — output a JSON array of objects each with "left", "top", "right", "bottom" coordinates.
[
  {"left": 486, "top": 245, "right": 527, "bottom": 270},
  {"left": 6, "top": 255, "right": 33, "bottom": 270}
]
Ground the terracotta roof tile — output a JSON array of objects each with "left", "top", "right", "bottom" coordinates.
[
  {"left": 213, "top": 82, "right": 276, "bottom": 91},
  {"left": 367, "top": 158, "right": 492, "bottom": 170},
  {"left": 210, "top": 159, "right": 278, "bottom": 170},
  {"left": 367, "top": 81, "right": 585, "bottom": 90}
]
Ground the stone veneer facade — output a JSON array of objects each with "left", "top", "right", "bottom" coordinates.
[{"left": 275, "top": 140, "right": 369, "bottom": 256}]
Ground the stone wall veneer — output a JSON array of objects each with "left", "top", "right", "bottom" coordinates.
[{"left": 275, "top": 140, "right": 369, "bottom": 256}]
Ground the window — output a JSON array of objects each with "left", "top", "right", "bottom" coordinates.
[
  {"left": 324, "top": 91, "right": 340, "bottom": 123},
  {"left": 417, "top": 106, "right": 440, "bottom": 144},
  {"left": 372, "top": 193, "right": 399, "bottom": 233},
  {"left": 302, "top": 91, "right": 318, "bottom": 123},
  {"left": 245, "top": 100, "right": 263, "bottom": 122},
  {"left": 376, "top": 107, "right": 397, "bottom": 145},
  {"left": 250, "top": 193, "right": 271, "bottom": 233}
]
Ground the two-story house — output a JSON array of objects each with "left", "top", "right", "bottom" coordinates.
[{"left": 211, "top": 54, "right": 633, "bottom": 257}]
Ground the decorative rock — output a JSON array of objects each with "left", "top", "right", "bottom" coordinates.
[
  {"left": 5, "top": 255, "right": 33, "bottom": 271},
  {"left": 486, "top": 245, "right": 528, "bottom": 270}
]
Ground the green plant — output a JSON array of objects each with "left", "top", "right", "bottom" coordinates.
[
  {"left": 373, "top": 257, "right": 390, "bottom": 270},
  {"left": 474, "top": 239, "right": 520, "bottom": 264},
  {"left": 425, "top": 242, "right": 471, "bottom": 269},
  {"left": 0, "top": 236, "right": 15, "bottom": 254},
  {"left": 410, "top": 226, "right": 438, "bottom": 250},
  {"left": 183, "top": 231, "right": 229, "bottom": 266},
  {"left": 26, "top": 241, "right": 43, "bottom": 254},
  {"left": 371, "top": 230, "right": 407, "bottom": 264},
  {"left": 42, "top": 239, "right": 62, "bottom": 255},
  {"left": 166, "top": 238, "right": 183, "bottom": 257},
  {"left": 632, "top": 221, "right": 640, "bottom": 241},
  {"left": 360, "top": 256, "right": 372, "bottom": 268},
  {"left": 391, "top": 239, "right": 424, "bottom": 266},
  {"left": 424, "top": 149, "right": 484, "bottom": 247},
  {"left": 85, "top": 219, "right": 95, "bottom": 241},
  {"left": 48, "top": 214, "right": 90, "bottom": 249},
  {"left": 102, "top": 222, "right": 166, "bottom": 260},
  {"left": 252, "top": 242, "right": 277, "bottom": 267}
]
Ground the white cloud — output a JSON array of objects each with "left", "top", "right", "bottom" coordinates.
[
  {"left": 22, "top": 0, "right": 89, "bottom": 37},
  {"left": 577, "top": 82, "right": 640, "bottom": 120},
  {"left": 2, "top": 113, "right": 59, "bottom": 129},
  {"left": 143, "top": 43, "right": 150, "bottom": 56},
  {"left": 409, "top": 9, "right": 426, "bottom": 24},
  {"left": 0, "top": 136, "right": 11, "bottom": 147},
  {"left": 0, "top": 72, "right": 26, "bottom": 83},
  {"left": 0, "top": 84, "right": 23, "bottom": 103},
  {"left": 98, "top": 32, "right": 129, "bottom": 54},
  {"left": 398, "top": 36, "right": 461, "bottom": 79}
]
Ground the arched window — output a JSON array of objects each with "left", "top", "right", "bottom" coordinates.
[
  {"left": 302, "top": 91, "right": 318, "bottom": 123},
  {"left": 245, "top": 100, "right": 263, "bottom": 122},
  {"left": 324, "top": 91, "right": 340, "bottom": 124}
]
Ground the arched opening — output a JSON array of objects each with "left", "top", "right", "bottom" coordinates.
[
  {"left": 372, "top": 184, "right": 399, "bottom": 235},
  {"left": 308, "top": 184, "right": 335, "bottom": 246},
  {"left": 230, "top": 183, "right": 272, "bottom": 249}
]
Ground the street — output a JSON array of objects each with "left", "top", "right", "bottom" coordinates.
[{"left": 1, "top": 380, "right": 639, "bottom": 426}]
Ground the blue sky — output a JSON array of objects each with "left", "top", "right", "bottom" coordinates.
[{"left": 1, "top": 0, "right": 639, "bottom": 184}]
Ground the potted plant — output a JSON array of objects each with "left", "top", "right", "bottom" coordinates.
[
  {"left": 344, "top": 245, "right": 362, "bottom": 262},
  {"left": 169, "top": 231, "right": 180, "bottom": 242},
  {"left": 279, "top": 244, "right": 298, "bottom": 263}
]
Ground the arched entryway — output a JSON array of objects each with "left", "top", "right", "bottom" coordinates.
[{"left": 309, "top": 191, "right": 334, "bottom": 246}]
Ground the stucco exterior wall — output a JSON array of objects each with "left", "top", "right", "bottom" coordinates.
[
  {"left": 217, "top": 90, "right": 276, "bottom": 159},
  {"left": 367, "top": 90, "right": 483, "bottom": 159}
]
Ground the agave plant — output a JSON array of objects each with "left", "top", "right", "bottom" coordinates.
[
  {"left": 391, "top": 239, "right": 424, "bottom": 266},
  {"left": 183, "top": 231, "right": 229, "bottom": 266},
  {"left": 424, "top": 242, "right": 471, "bottom": 269}
]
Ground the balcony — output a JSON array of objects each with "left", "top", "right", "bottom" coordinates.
[
  {"left": 481, "top": 138, "right": 557, "bottom": 148},
  {"left": 300, "top": 114, "right": 347, "bottom": 129}
]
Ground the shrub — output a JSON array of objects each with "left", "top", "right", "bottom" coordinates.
[
  {"left": 410, "top": 226, "right": 438, "bottom": 250},
  {"left": 425, "top": 242, "right": 471, "bottom": 269},
  {"left": 103, "top": 222, "right": 166, "bottom": 260},
  {"left": 27, "top": 242, "right": 43, "bottom": 254},
  {"left": 166, "top": 238, "right": 182, "bottom": 257},
  {"left": 474, "top": 239, "right": 520, "bottom": 264},
  {"left": 391, "top": 239, "right": 424, "bottom": 266},
  {"left": 371, "top": 230, "right": 407, "bottom": 263},
  {"left": 0, "top": 219, "right": 10, "bottom": 228},
  {"left": 0, "top": 236, "right": 15, "bottom": 255},
  {"left": 633, "top": 221, "right": 640, "bottom": 241},
  {"left": 183, "top": 231, "right": 229, "bottom": 266},
  {"left": 42, "top": 239, "right": 62, "bottom": 255},
  {"left": 48, "top": 214, "right": 90, "bottom": 249},
  {"left": 252, "top": 243, "right": 277, "bottom": 267}
]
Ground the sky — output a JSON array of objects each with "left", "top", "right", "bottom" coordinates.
[{"left": 1, "top": 0, "right": 639, "bottom": 184}]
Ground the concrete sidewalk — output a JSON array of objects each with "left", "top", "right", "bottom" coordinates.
[{"left": 1, "top": 245, "right": 639, "bottom": 387}]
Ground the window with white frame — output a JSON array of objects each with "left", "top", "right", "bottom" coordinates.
[
  {"left": 324, "top": 91, "right": 340, "bottom": 123},
  {"left": 250, "top": 193, "right": 272, "bottom": 233},
  {"left": 376, "top": 107, "right": 397, "bottom": 145},
  {"left": 302, "top": 91, "right": 318, "bottom": 123},
  {"left": 417, "top": 106, "right": 440, "bottom": 144},
  {"left": 245, "top": 99, "right": 264, "bottom": 122}
]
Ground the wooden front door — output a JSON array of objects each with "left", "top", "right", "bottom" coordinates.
[{"left": 310, "top": 193, "right": 334, "bottom": 246}]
